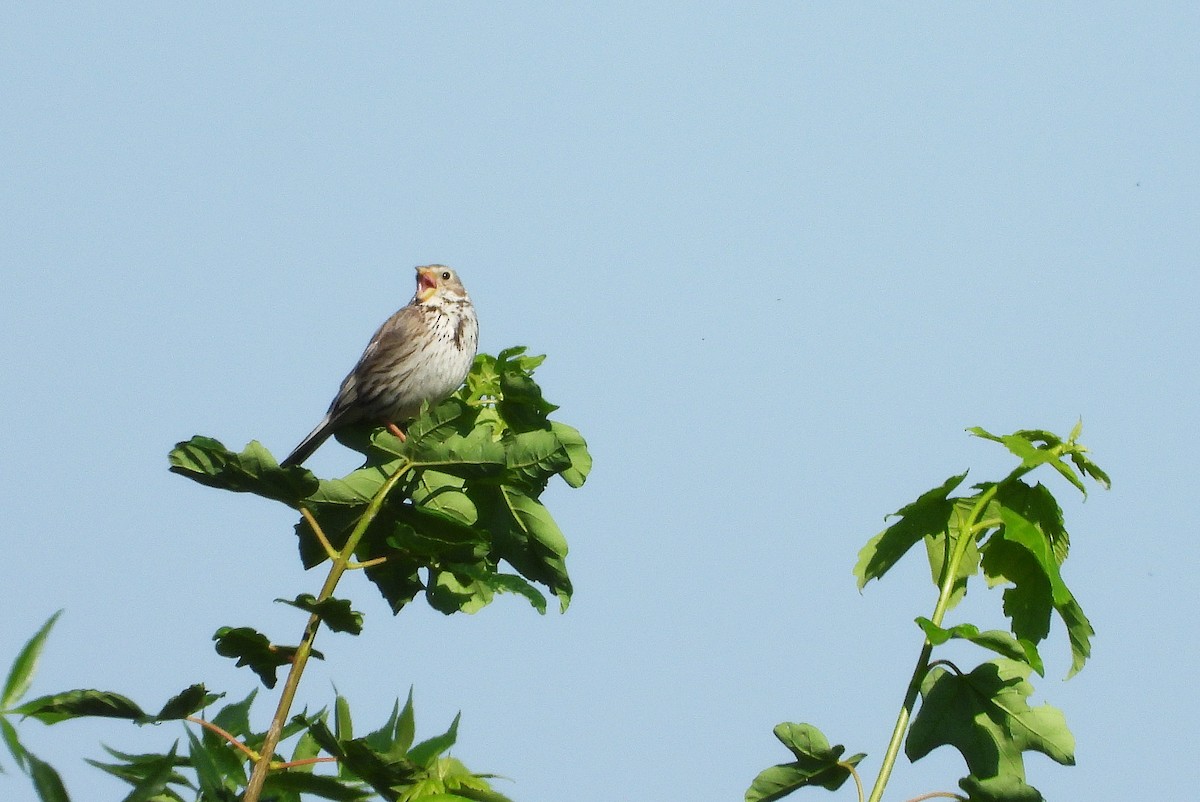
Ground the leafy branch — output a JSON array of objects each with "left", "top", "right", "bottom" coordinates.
[
  {"left": 2, "top": 347, "right": 590, "bottom": 801},
  {"left": 748, "top": 422, "right": 1109, "bottom": 802}
]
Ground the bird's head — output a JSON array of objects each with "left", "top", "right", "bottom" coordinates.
[{"left": 415, "top": 265, "right": 469, "bottom": 305}]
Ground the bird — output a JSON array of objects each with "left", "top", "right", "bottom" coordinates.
[{"left": 281, "top": 265, "right": 479, "bottom": 467}]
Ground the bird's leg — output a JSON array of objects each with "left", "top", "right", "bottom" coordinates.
[{"left": 386, "top": 422, "right": 407, "bottom": 442}]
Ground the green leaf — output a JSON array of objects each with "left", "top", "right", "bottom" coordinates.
[
  {"left": 745, "top": 723, "right": 864, "bottom": 802},
  {"left": 85, "top": 747, "right": 189, "bottom": 798},
  {"left": 169, "top": 437, "right": 318, "bottom": 505},
  {"left": 855, "top": 473, "right": 968, "bottom": 589},
  {"left": 410, "top": 427, "right": 508, "bottom": 478},
  {"left": 411, "top": 470, "right": 478, "bottom": 526},
  {"left": 2, "top": 611, "right": 62, "bottom": 710},
  {"left": 995, "top": 482, "right": 1069, "bottom": 564},
  {"left": 118, "top": 745, "right": 180, "bottom": 802},
  {"left": 923, "top": 499, "right": 981, "bottom": 611},
  {"left": 1, "top": 716, "right": 27, "bottom": 772},
  {"left": 335, "top": 694, "right": 353, "bottom": 743},
  {"left": 500, "top": 486, "right": 568, "bottom": 557},
  {"left": 426, "top": 564, "right": 549, "bottom": 615},
  {"left": 916, "top": 618, "right": 1044, "bottom": 676},
  {"left": 153, "top": 684, "right": 222, "bottom": 722},
  {"left": 16, "top": 690, "right": 145, "bottom": 724},
  {"left": 212, "top": 627, "right": 316, "bottom": 689},
  {"left": 211, "top": 689, "right": 256, "bottom": 740},
  {"left": 549, "top": 421, "right": 591, "bottom": 488},
  {"left": 988, "top": 505, "right": 1094, "bottom": 676},
  {"left": 959, "top": 774, "right": 1045, "bottom": 801},
  {"left": 276, "top": 595, "right": 364, "bottom": 636},
  {"left": 907, "top": 659, "right": 1073, "bottom": 788},
  {"left": 184, "top": 726, "right": 227, "bottom": 801},
  {"left": 394, "top": 689, "right": 417, "bottom": 758},
  {"left": 407, "top": 713, "right": 461, "bottom": 768},
  {"left": 502, "top": 430, "right": 572, "bottom": 491},
  {"left": 262, "top": 771, "right": 371, "bottom": 800},
  {"left": 27, "top": 752, "right": 71, "bottom": 802}
]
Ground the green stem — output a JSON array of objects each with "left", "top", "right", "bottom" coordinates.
[
  {"left": 864, "top": 480, "right": 1000, "bottom": 802},
  {"left": 242, "top": 460, "right": 413, "bottom": 802}
]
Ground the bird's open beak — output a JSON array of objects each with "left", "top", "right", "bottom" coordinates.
[{"left": 416, "top": 267, "right": 438, "bottom": 302}]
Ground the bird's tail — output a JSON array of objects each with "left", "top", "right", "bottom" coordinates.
[{"left": 281, "top": 415, "right": 336, "bottom": 467}]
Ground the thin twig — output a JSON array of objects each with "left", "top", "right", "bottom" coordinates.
[
  {"left": 301, "top": 506, "right": 339, "bottom": 562},
  {"left": 242, "top": 459, "right": 414, "bottom": 802},
  {"left": 186, "top": 717, "right": 258, "bottom": 761},
  {"left": 845, "top": 761, "right": 865, "bottom": 802},
  {"left": 346, "top": 555, "right": 389, "bottom": 570}
]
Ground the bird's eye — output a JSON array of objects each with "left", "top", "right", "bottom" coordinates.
[{"left": 441, "top": 271, "right": 451, "bottom": 280}]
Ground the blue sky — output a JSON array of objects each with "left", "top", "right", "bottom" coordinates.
[{"left": 2, "top": 4, "right": 1197, "bottom": 800}]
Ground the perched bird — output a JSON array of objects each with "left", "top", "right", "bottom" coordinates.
[{"left": 281, "top": 265, "right": 479, "bottom": 466}]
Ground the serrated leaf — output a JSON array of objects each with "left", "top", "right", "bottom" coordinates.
[
  {"left": 855, "top": 473, "right": 968, "bottom": 589},
  {"left": 118, "top": 744, "right": 180, "bottom": 802},
  {"left": 153, "top": 684, "right": 222, "bottom": 722},
  {"left": 262, "top": 770, "right": 371, "bottom": 800},
  {"left": 407, "top": 713, "right": 460, "bottom": 768},
  {"left": 277, "top": 595, "right": 364, "bottom": 636},
  {"left": 335, "top": 694, "right": 353, "bottom": 743},
  {"left": 168, "top": 437, "right": 318, "bottom": 505},
  {"left": 907, "top": 659, "right": 1074, "bottom": 787},
  {"left": 2, "top": 611, "right": 62, "bottom": 710},
  {"left": 394, "top": 689, "right": 417, "bottom": 758},
  {"left": 916, "top": 618, "right": 1044, "bottom": 676},
  {"left": 212, "top": 628, "right": 315, "bottom": 689},
  {"left": 211, "top": 689, "right": 256, "bottom": 740},
  {"left": 184, "top": 726, "right": 226, "bottom": 800},
  {"left": 17, "top": 690, "right": 146, "bottom": 724},
  {"left": 991, "top": 506, "right": 1093, "bottom": 676}
]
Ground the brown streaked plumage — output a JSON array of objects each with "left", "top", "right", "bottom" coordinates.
[{"left": 281, "top": 265, "right": 478, "bottom": 466}]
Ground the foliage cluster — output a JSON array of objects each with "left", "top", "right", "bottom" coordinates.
[
  {"left": 1, "top": 348, "right": 590, "bottom": 802},
  {"left": 747, "top": 423, "right": 1109, "bottom": 802}
]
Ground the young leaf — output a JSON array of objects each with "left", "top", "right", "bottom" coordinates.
[
  {"left": 2, "top": 611, "right": 62, "bottom": 710},
  {"left": 915, "top": 618, "right": 1044, "bottom": 676},
  {"left": 407, "top": 712, "right": 461, "bottom": 768},
  {"left": 276, "top": 595, "right": 364, "bottom": 636},
  {"left": 393, "top": 689, "right": 417, "bottom": 759},
  {"left": 855, "top": 473, "right": 967, "bottom": 589},
  {"left": 745, "top": 723, "right": 864, "bottom": 802},
  {"left": 335, "top": 694, "right": 353, "bottom": 743}
]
